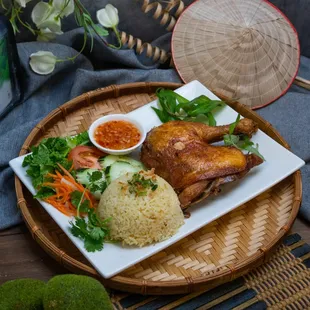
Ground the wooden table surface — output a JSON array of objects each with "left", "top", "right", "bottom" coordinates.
[{"left": 0, "top": 218, "right": 309, "bottom": 285}]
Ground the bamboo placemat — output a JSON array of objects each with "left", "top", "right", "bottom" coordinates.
[{"left": 111, "top": 233, "right": 310, "bottom": 309}]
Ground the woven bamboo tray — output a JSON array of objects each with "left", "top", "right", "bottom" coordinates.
[{"left": 15, "top": 82, "right": 302, "bottom": 295}]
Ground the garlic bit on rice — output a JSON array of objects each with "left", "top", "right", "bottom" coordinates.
[{"left": 98, "top": 169, "right": 184, "bottom": 247}]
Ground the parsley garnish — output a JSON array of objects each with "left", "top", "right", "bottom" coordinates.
[
  {"left": 152, "top": 88, "right": 225, "bottom": 125},
  {"left": 69, "top": 190, "right": 111, "bottom": 253},
  {"left": 224, "top": 114, "right": 265, "bottom": 160},
  {"left": 127, "top": 173, "right": 158, "bottom": 196}
]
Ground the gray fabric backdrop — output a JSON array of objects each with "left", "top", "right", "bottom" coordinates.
[{"left": 0, "top": 0, "right": 309, "bottom": 230}]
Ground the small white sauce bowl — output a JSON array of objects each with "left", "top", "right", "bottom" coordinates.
[{"left": 88, "top": 114, "right": 146, "bottom": 155}]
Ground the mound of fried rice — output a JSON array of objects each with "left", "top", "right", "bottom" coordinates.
[{"left": 98, "top": 170, "right": 184, "bottom": 247}]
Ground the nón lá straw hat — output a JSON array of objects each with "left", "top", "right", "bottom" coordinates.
[{"left": 171, "top": 0, "right": 300, "bottom": 109}]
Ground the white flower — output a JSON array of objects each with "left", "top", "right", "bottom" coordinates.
[
  {"left": 31, "top": 2, "right": 62, "bottom": 33},
  {"left": 14, "top": 0, "right": 32, "bottom": 7},
  {"left": 52, "top": 0, "right": 75, "bottom": 17},
  {"left": 96, "top": 4, "right": 119, "bottom": 29},
  {"left": 29, "top": 51, "right": 57, "bottom": 75},
  {"left": 37, "top": 28, "right": 63, "bottom": 42}
]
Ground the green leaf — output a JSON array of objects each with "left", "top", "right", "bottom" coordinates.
[
  {"left": 84, "top": 236, "right": 104, "bottom": 252},
  {"left": 88, "top": 170, "right": 102, "bottom": 182},
  {"left": 89, "top": 227, "right": 106, "bottom": 240},
  {"left": 153, "top": 89, "right": 225, "bottom": 125},
  {"left": 229, "top": 114, "right": 241, "bottom": 135},
  {"left": 151, "top": 107, "right": 169, "bottom": 123},
  {"left": 70, "top": 191, "right": 90, "bottom": 213},
  {"left": 66, "top": 131, "right": 90, "bottom": 149},
  {"left": 34, "top": 187, "right": 55, "bottom": 199},
  {"left": 207, "top": 112, "right": 216, "bottom": 126},
  {"left": 92, "top": 24, "right": 109, "bottom": 36},
  {"left": 223, "top": 134, "right": 240, "bottom": 146},
  {"left": 187, "top": 114, "right": 210, "bottom": 124},
  {"left": 243, "top": 143, "right": 265, "bottom": 161}
]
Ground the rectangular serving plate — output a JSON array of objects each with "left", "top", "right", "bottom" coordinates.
[{"left": 9, "top": 80, "right": 305, "bottom": 279}]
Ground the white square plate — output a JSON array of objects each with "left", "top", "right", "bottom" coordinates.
[{"left": 9, "top": 81, "right": 305, "bottom": 278}]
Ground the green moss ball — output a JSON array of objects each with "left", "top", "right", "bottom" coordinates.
[
  {"left": 43, "top": 274, "right": 113, "bottom": 310},
  {"left": 0, "top": 278, "right": 46, "bottom": 310}
]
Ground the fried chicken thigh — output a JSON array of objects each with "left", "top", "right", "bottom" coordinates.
[{"left": 140, "top": 119, "right": 263, "bottom": 208}]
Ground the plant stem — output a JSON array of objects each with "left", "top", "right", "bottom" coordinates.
[
  {"left": 76, "top": 188, "right": 86, "bottom": 218},
  {"left": 56, "top": 0, "right": 71, "bottom": 19},
  {"left": 11, "top": 2, "right": 38, "bottom": 35},
  {"left": 109, "top": 26, "right": 122, "bottom": 49},
  {"left": 56, "top": 30, "right": 88, "bottom": 63},
  {"left": 0, "top": 0, "right": 7, "bottom": 10}
]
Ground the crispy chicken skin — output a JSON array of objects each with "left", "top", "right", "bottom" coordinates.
[{"left": 140, "top": 119, "right": 263, "bottom": 208}]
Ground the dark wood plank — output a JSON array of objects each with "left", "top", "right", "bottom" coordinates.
[
  {"left": 0, "top": 219, "right": 309, "bottom": 285},
  {"left": 0, "top": 225, "right": 67, "bottom": 284}
]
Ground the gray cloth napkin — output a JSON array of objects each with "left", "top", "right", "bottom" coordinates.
[{"left": 0, "top": 0, "right": 309, "bottom": 230}]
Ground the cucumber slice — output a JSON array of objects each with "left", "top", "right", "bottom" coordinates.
[
  {"left": 100, "top": 155, "right": 145, "bottom": 170},
  {"left": 76, "top": 169, "right": 107, "bottom": 200},
  {"left": 76, "top": 168, "right": 105, "bottom": 186},
  {"left": 108, "top": 161, "right": 141, "bottom": 182},
  {"left": 121, "top": 157, "right": 145, "bottom": 170},
  {"left": 99, "top": 155, "right": 120, "bottom": 169}
]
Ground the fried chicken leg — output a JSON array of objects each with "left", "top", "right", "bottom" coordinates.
[{"left": 140, "top": 119, "right": 263, "bottom": 208}]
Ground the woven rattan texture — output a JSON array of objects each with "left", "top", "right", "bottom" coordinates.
[
  {"left": 121, "top": 178, "right": 294, "bottom": 281},
  {"left": 16, "top": 83, "right": 301, "bottom": 294},
  {"left": 111, "top": 235, "right": 310, "bottom": 309},
  {"left": 172, "top": 0, "right": 300, "bottom": 109}
]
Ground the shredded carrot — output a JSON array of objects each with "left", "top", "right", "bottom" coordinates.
[{"left": 41, "top": 163, "right": 96, "bottom": 217}]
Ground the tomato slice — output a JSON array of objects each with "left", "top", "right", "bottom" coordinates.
[{"left": 68, "top": 146, "right": 105, "bottom": 170}]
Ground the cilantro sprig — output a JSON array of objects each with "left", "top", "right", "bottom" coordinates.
[
  {"left": 152, "top": 88, "right": 225, "bottom": 125},
  {"left": 87, "top": 170, "right": 107, "bottom": 194},
  {"left": 69, "top": 190, "right": 111, "bottom": 252},
  {"left": 127, "top": 173, "right": 158, "bottom": 196},
  {"left": 224, "top": 114, "right": 265, "bottom": 160}
]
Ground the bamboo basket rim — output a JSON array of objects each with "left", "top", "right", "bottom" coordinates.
[{"left": 14, "top": 82, "right": 302, "bottom": 294}]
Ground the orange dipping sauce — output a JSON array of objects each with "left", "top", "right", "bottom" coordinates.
[{"left": 94, "top": 120, "right": 141, "bottom": 150}]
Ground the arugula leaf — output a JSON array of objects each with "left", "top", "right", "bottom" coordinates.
[{"left": 153, "top": 88, "right": 225, "bottom": 125}]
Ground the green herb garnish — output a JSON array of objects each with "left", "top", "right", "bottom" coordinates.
[
  {"left": 69, "top": 190, "right": 111, "bottom": 253},
  {"left": 88, "top": 171, "right": 107, "bottom": 194},
  {"left": 224, "top": 114, "right": 265, "bottom": 160},
  {"left": 127, "top": 173, "right": 158, "bottom": 196},
  {"left": 22, "top": 132, "right": 90, "bottom": 193},
  {"left": 152, "top": 88, "right": 225, "bottom": 125},
  {"left": 70, "top": 190, "right": 90, "bottom": 214}
]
